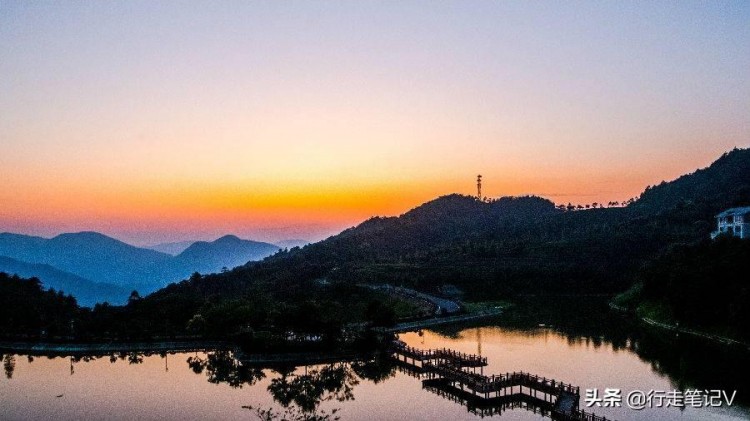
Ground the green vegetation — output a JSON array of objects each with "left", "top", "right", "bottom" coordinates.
[
  {"left": 162, "top": 147, "right": 749, "bottom": 341},
  {"left": 635, "top": 300, "right": 675, "bottom": 324},
  {"left": 0, "top": 273, "right": 79, "bottom": 338},
  {"left": 461, "top": 300, "right": 512, "bottom": 314},
  {"left": 610, "top": 282, "right": 642, "bottom": 308},
  {"left": 0, "top": 271, "right": 413, "bottom": 349},
  {"left": 616, "top": 236, "right": 750, "bottom": 339},
  {"left": 249, "top": 149, "right": 750, "bottom": 305},
  {"left": 2, "top": 148, "right": 750, "bottom": 345}
]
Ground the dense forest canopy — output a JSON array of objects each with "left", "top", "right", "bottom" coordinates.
[
  {"left": 0, "top": 273, "right": 79, "bottom": 337},
  {"left": 617, "top": 237, "right": 750, "bottom": 338},
  {"left": 140, "top": 147, "right": 750, "bottom": 338},
  {"left": 1, "top": 148, "right": 749, "bottom": 341}
]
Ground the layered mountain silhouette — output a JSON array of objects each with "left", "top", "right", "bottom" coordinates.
[
  {"left": 169, "top": 147, "right": 750, "bottom": 303},
  {"left": 175, "top": 235, "right": 280, "bottom": 273},
  {"left": 0, "top": 231, "right": 176, "bottom": 288},
  {"left": 145, "top": 240, "right": 195, "bottom": 256},
  {"left": 279, "top": 148, "right": 750, "bottom": 268},
  {"left": 275, "top": 239, "right": 310, "bottom": 249},
  {"left": 147, "top": 238, "right": 308, "bottom": 256},
  {"left": 0, "top": 232, "right": 280, "bottom": 305},
  {"left": 0, "top": 256, "right": 130, "bottom": 307},
  {"left": 3, "top": 148, "right": 749, "bottom": 307}
]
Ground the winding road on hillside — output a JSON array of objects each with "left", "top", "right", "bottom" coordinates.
[{"left": 368, "top": 285, "right": 462, "bottom": 315}]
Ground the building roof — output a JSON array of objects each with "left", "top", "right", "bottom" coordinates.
[{"left": 716, "top": 207, "right": 750, "bottom": 218}]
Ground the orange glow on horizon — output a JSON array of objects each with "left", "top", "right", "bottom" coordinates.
[
  {"left": 0, "top": 152, "right": 709, "bottom": 245},
  {"left": 2, "top": 2, "right": 749, "bottom": 244}
]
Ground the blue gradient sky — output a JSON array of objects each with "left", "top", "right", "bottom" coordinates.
[{"left": 1, "top": 1, "right": 749, "bottom": 244}]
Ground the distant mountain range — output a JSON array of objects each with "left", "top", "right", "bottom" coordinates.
[
  {"left": 146, "top": 238, "right": 309, "bottom": 256},
  {"left": 4, "top": 148, "right": 749, "bottom": 308},
  {"left": 145, "top": 240, "right": 196, "bottom": 255},
  {"left": 4, "top": 148, "right": 749, "bottom": 342},
  {"left": 275, "top": 239, "right": 310, "bottom": 249},
  {"left": 176, "top": 235, "right": 280, "bottom": 272},
  {"left": 0, "top": 233, "right": 282, "bottom": 306},
  {"left": 0, "top": 256, "right": 131, "bottom": 307}
]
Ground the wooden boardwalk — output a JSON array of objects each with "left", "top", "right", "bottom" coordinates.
[
  {"left": 391, "top": 340, "right": 487, "bottom": 367},
  {"left": 423, "top": 378, "right": 558, "bottom": 417},
  {"left": 391, "top": 341, "right": 614, "bottom": 421}
]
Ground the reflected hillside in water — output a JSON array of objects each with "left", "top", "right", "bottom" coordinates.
[
  {"left": 0, "top": 349, "right": 595, "bottom": 421},
  {"left": 420, "top": 296, "right": 750, "bottom": 407},
  {"left": 2, "top": 298, "right": 749, "bottom": 421},
  {"left": 0, "top": 349, "right": 399, "bottom": 421}
]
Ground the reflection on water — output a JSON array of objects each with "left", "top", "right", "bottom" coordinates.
[
  {"left": 187, "top": 351, "right": 265, "bottom": 388},
  {"left": 1, "top": 298, "right": 749, "bottom": 421},
  {"left": 4, "top": 353, "right": 15, "bottom": 379}
]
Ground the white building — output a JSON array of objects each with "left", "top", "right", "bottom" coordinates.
[{"left": 711, "top": 207, "right": 750, "bottom": 239}]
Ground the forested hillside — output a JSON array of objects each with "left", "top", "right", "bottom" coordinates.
[
  {"left": 0, "top": 273, "right": 79, "bottom": 338},
  {"left": 151, "top": 148, "right": 750, "bottom": 303},
  {"left": 2, "top": 148, "right": 749, "bottom": 341},
  {"left": 615, "top": 236, "right": 750, "bottom": 339}
]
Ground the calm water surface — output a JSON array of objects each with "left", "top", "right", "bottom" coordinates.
[{"left": 1, "top": 299, "right": 748, "bottom": 421}]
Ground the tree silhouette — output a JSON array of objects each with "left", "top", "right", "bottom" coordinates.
[
  {"left": 244, "top": 405, "right": 341, "bottom": 421},
  {"left": 266, "top": 363, "right": 358, "bottom": 413},
  {"left": 186, "top": 351, "right": 265, "bottom": 388},
  {"left": 128, "top": 290, "right": 141, "bottom": 304},
  {"left": 3, "top": 354, "right": 15, "bottom": 379}
]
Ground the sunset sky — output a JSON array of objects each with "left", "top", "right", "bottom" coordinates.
[{"left": 1, "top": 2, "right": 749, "bottom": 245}]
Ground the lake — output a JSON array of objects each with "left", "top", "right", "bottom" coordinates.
[{"left": 1, "top": 298, "right": 748, "bottom": 421}]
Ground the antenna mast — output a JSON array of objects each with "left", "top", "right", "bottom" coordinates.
[{"left": 476, "top": 174, "right": 482, "bottom": 200}]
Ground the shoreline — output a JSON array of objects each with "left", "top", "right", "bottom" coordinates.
[
  {"left": 639, "top": 317, "right": 750, "bottom": 350},
  {"left": 609, "top": 302, "right": 750, "bottom": 350},
  {"left": 0, "top": 340, "right": 233, "bottom": 356},
  {"left": 378, "top": 308, "right": 504, "bottom": 333},
  {"left": 0, "top": 308, "right": 505, "bottom": 358}
]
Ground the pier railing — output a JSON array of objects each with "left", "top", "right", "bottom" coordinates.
[
  {"left": 391, "top": 340, "right": 487, "bottom": 367},
  {"left": 422, "top": 361, "right": 579, "bottom": 396},
  {"left": 391, "top": 340, "right": 614, "bottom": 421}
]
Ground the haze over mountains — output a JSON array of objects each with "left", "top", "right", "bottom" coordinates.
[
  {"left": 145, "top": 241, "right": 195, "bottom": 256},
  {"left": 2, "top": 148, "right": 748, "bottom": 309},
  {"left": 275, "top": 239, "right": 311, "bottom": 250},
  {"left": 175, "top": 235, "right": 281, "bottom": 272},
  {"left": 0, "top": 256, "right": 131, "bottom": 307},
  {"left": 145, "top": 238, "right": 310, "bottom": 256},
  {"left": 0, "top": 233, "right": 281, "bottom": 306},
  {"left": 4, "top": 148, "right": 748, "bottom": 344}
]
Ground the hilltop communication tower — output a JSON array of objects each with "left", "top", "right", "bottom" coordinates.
[{"left": 477, "top": 174, "right": 482, "bottom": 199}]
